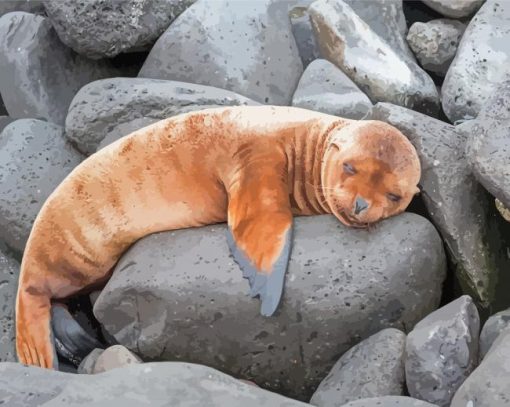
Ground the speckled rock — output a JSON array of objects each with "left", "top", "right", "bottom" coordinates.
[
  {"left": 309, "top": 0, "right": 438, "bottom": 116},
  {"left": 92, "top": 345, "right": 142, "bottom": 374},
  {"left": 93, "top": 213, "right": 446, "bottom": 401},
  {"left": 367, "top": 102, "right": 510, "bottom": 311},
  {"left": 0, "top": 119, "right": 84, "bottom": 254},
  {"left": 289, "top": 1, "right": 321, "bottom": 67},
  {"left": 405, "top": 296, "right": 480, "bottom": 407},
  {"left": 422, "top": 0, "right": 484, "bottom": 18},
  {"left": 406, "top": 19, "right": 465, "bottom": 76},
  {"left": 0, "top": 362, "right": 312, "bottom": 406},
  {"left": 310, "top": 328, "right": 406, "bottom": 406},
  {"left": 0, "top": 250, "right": 20, "bottom": 363},
  {"left": 339, "top": 396, "right": 439, "bottom": 407},
  {"left": 291, "top": 59, "right": 372, "bottom": 119},
  {"left": 43, "top": 0, "right": 194, "bottom": 59},
  {"left": 479, "top": 308, "right": 510, "bottom": 359},
  {"left": 65, "top": 78, "right": 258, "bottom": 155},
  {"left": 442, "top": 0, "right": 510, "bottom": 122},
  {"left": 451, "top": 329, "right": 510, "bottom": 407},
  {"left": 0, "top": 12, "right": 120, "bottom": 125},
  {"left": 0, "top": 0, "right": 44, "bottom": 15},
  {"left": 139, "top": 0, "right": 303, "bottom": 106}
]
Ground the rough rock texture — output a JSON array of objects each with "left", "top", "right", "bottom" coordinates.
[
  {"left": 367, "top": 102, "right": 510, "bottom": 312},
  {"left": 310, "top": 328, "right": 406, "bottom": 406},
  {"left": 0, "top": 0, "right": 44, "bottom": 15},
  {"left": 93, "top": 345, "right": 143, "bottom": 374},
  {"left": 339, "top": 397, "right": 439, "bottom": 407},
  {"left": 139, "top": 0, "right": 303, "bottom": 106},
  {"left": 479, "top": 309, "right": 510, "bottom": 359},
  {"left": 422, "top": 0, "right": 484, "bottom": 18},
  {"left": 94, "top": 213, "right": 446, "bottom": 400},
  {"left": 291, "top": 59, "right": 372, "bottom": 119},
  {"left": 442, "top": 0, "right": 510, "bottom": 122},
  {"left": 309, "top": 0, "right": 439, "bottom": 116},
  {"left": 65, "top": 78, "right": 259, "bottom": 155},
  {"left": 0, "top": 250, "right": 20, "bottom": 363},
  {"left": 0, "top": 119, "right": 84, "bottom": 254},
  {"left": 289, "top": 1, "right": 321, "bottom": 67},
  {"left": 43, "top": 0, "right": 194, "bottom": 59},
  {"left": 0, "top": 362, "right": 312, "bottom": 406},
  {"left": 405, "top": 296, "right": 480, "bottom": 407},
  {"left": 406, "top": 19, "right": 465, "bottom": 76},
  {"left": 451, "top": 329, "right": 510, "bottom": 407}
]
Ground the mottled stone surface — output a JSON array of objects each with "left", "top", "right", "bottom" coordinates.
[
  {"left": 479, "top": 308, "right": 510, "bottom": 359},
  {"left": 0, "top": 119, "right": 84, "bottom": 254},
  {"left": 0, "top": 362, "right": 312, "bottom": 406},
  {"left": 291, "top": 59, "right": 372, "bottom": 119},
  {"left": 65, "top": 78, "right": 258, "bottom": 155},
  {"left": 0, "top": 250, "right": 20, "bottom": 363},
  {"left": 405, "top": 296, "right": 480, "bottom": 407},
  {"left": 442, "top": 0, "right": 510, "bottom": 122},
  {"left": 310, "top": 328, "right": 406, "bottom": 406},
  {"left": 43, "top": 0, "right": 194, "bottom": 59},
  {"left": 422, "top": 0, "right": 484, "bottom": 18},
  {"left": 94, "top": 213, "right": 446, "bottom": 400},
  {"left": 339, "top": 396, "right": 439, "bottom": 407},
  {"left": 93, "top": 345, "right": 142, "bottom": 374},
  {"left": 139, "top": 0, "right": 303, "bottom": 106}
]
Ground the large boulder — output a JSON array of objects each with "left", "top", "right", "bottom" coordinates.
[
  {"left": 441, "top": 0, "right": 510, "bottom": 122},
  {"left": 0, "top": 12, "right": 121, "bottom": 126},
  {"left": 479, "top": 308, "right": 510, "bottom": 359},
  {"left": 367, "top": 102, "right": 510, "bottom": 312},
  {"left": 0, "top": 250, "right": 20, "bottom": 363},
  {"left": 309, "top": 0, "right": 439, "bottom": 116},
  {"left": 0, "top": 119, "right": 84, "bottom": 254},
  {"left": 339, "top": 397, "right": 439, "bottom": 407},
  {"left": 139, "top": 0, "right": 303, "bottom": 106},
  {"left": 93, "top": 213, "right": 446, "bottom": 400},
  {"left": 0, "top": 362, "right": 312, "bottom": 406},
  {"left": 65, "top": 78, "right": 259, "bottom": 155},
  {"left": 422, "top": 0, "right": 484, "bottom": 18},
  {"left": 43, "top": 0, "right": 194, "bottom": 59}
]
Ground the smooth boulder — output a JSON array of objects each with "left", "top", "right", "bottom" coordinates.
[
  {"left": 479, "top": 308, "right": 510, "bottom": 359},
  {"left": 422, "top": 0, "right": 484, "bottom": 18},
  {"left": 339, "top": 397, "right": 439, "bottom": 407},
  {"left": 93, "top": 213, "right": 446, "bottom": 400},
  {"left": 0, "top": 250, "right": 20, "bottom": 362}
]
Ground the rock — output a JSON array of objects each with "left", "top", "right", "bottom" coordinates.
[
  {"left": 65, "top": 78, "right": 259, "bottom": 155},
  {"left": 93, "top": 213, "right": 446, "bottom": 400},
  {"left": 93, "top": 345, "right": 142, "bottom": 374},
  {"left": 0, "top": 1, "right": 44, "bottom": 15},
  {"left": 0, "top": 362, "right": 313, "bottom": 406},
  {"left": 0, "top": 12, "right": 120, "bottom": 126},
  {"left": 309, "top": 0, "right": 439, "bottom": 116},
  {"left": 451, "top": 329, "right": 510, "bottom": 407},
  {"left": 479, "top": 308, "right": 510, "bottom": 359},
  {"left": 77, "top": 348, "right": 104, "bottom": 374},
  {"left": 0, "top": 116, "right": 14, "bottom": 133},
  {"left": 43, "top": 0, "right": 194, "bottom": 59},
  {"left": 441, "top": 0, "right": 510, "bottom": 122},
  {"left": 0, "top": 250, "right": 20, "bottom": 363},
  {"left": 405, "top": 296, "right": 480, "bottom": 407},
  {"left": 0, "top": 119, "right": 84, "bottom": 254},
  {"left": 406, "top": 19, "right": 466, "bottom": 76},
  {"left": 139, "top": 0, "right": 303, "bottom": 106},
  {"left": 291, "top": 59, "right": 372, "bottom": 119},
  {"left": 0, "top": 95, "right": 6, "bottom": 115},
  {"left": 310, "top": 328, "right": 406, "bottom": 406},
  {"left": 495, "top": 199, "right": 510, "bottom": 222},
  {"left": 367, "top": 102, "right": 510, "bottom": 311},
  {"left": 289, "top": 1, "right": 321, "bottom": 67},
  {"left": 422, "top": 0, "right": 484, "bottom": 18},
  {"left": 339, "top": 396, "right": 439, "bottom": 407}
]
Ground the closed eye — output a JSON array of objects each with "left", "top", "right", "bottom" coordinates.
[
  {"left": 343, "top": 162, "right": 356, "bottom": 175},
  {"left": 387, "top": 193, "right": 402, "bottom": 202}
]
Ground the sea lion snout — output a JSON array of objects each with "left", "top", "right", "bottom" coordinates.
[{"left": 354, "top": 196, "right": 369, "bottom": 215}]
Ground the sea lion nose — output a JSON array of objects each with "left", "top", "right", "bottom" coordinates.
[{"left": 354, "top": 196, "right": 369, "bottom": 215}]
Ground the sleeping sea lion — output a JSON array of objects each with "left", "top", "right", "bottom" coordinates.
[{"left": 15, "top": 105, "right": 421, "bottom": 369}]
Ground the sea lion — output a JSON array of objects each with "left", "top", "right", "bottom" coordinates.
[{"left": 15, "top": 105, "right": 421, "bottom": 369}]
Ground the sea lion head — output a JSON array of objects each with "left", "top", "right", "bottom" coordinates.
[{"left": 321, "top": 120, "right": 421, "bottom": 228}]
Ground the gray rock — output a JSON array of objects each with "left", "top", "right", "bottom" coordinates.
[
  {"left": 309, "top": 0, "right": 439, "bottom": 116},
  {"left": 93, "top": 213, "right": 446, "bottom": 400},
  {"left": 407, "top": 19, "right": 466, "bottom": 76},
  {"left": 451, "top": 328, "right": 510, "bottom": 407},
  {"left": 65, "top": 78, "right": 259, "bottom": 155},
  {"left": 310, "top": 328, "right": 406, "bottom": 406},
  {"left": 289, "top": 1, "right": 321, "bottom": 67},
  {"left": 291, "top": 59, "right": 372, "bottom": 119},
  {"left": 0, "top": 0, "right": 44, "bottom": 15},
  {"left": 0, "top": 362, "right": 312, "bottom": 406},
  {"left": 0, "top": 116, "right": 14, "bottom": 133},
  {"left": 93, "top": 345, "right": 142, "bottom": 374},
  {"left": 0, "top": 119, "right": 84, "bottom": 254},
  {"left": 479, "top": 309, "right": 510, "bottom": 359},
  {"left": 0, "top": 12, "right": 120, "bottom": 125},
  {"left": 339, "top": 396, "right": 439, "bottom": 407},
  {"left": 77, "top": 348, "right": 104, "bottom": 374},
  {"left": 0, "top": 95, "right": 6, "bottom": 115},
  {"left": 43, "top": 0, "right": 194, "bottom": 59},
  {"left": 441, "top": 0, "right": 510, "bottom": 122},
  {"left": 0, "top": 250, "right": 20, "bottom": 363},
  {"left": 422, "top": 0, "right": 484, "bottom": 18},
  {"left": 139, "top": 0, "right": 303, "bottom": 106},
  {"left": 405, "top": 296, "right": 480, "bottom": 407},
  {"left": 367, "top": 102, "right": 510, "bottom": 311}
]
